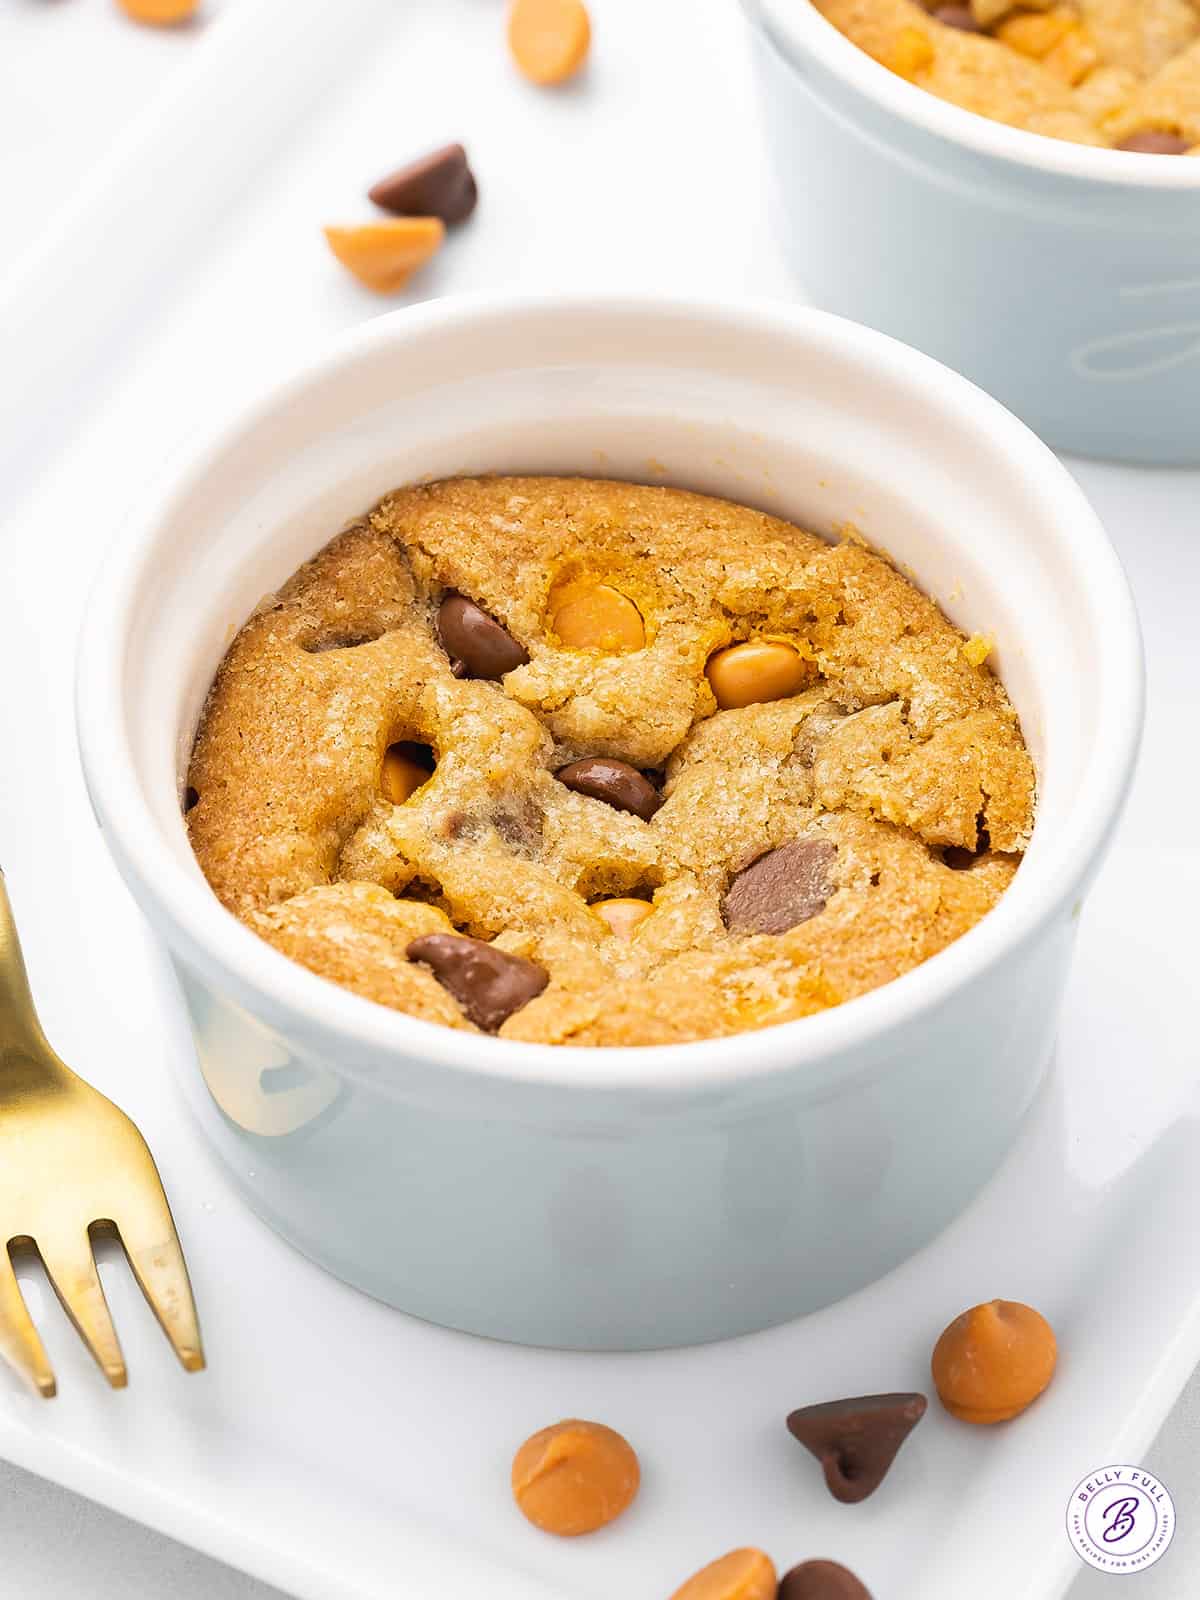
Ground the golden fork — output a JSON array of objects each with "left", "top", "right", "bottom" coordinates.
[{"left": 0, "top": 867, "right": 203, "bottom": 1396}]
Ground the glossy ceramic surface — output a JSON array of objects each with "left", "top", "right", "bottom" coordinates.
[{"left": 7, "top": 3, "right": 1196, "bottom": 1589}]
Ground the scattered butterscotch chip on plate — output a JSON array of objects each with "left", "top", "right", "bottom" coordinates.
[
  {"left": 507, "top": 0, "right": 592, "bottom": 84},
  {"left": 117, "top": 0, "right": 200, "bottom": 23},
  {"left": 932, "top": 1298, "right": 1057, "bottom": 1422},
  {"left": 668, "top": 1547, "right": 778, "bottom": 1600},
  {"left": 323, "top": 218, "right": 444, "bottom": 294},
  {"left": 512, "top": 1418, "right": 639, "bottom": 1535}
]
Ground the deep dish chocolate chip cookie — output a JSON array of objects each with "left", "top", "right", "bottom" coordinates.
[{"left": 186, "top": 476, "right": 1035, "bottom": 1047}]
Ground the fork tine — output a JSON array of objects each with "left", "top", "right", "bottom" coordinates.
[
  {"left": 112, "top": 1196, "right": 205, "bottom": 1374},
  {"left": 0, "top": 1243, "right": 56, "bottom": 1398},
  {"left": 36, "top": 1227, "right": 127, "bottom": 1389}
]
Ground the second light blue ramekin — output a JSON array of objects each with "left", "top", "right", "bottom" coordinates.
[{"left": 745, "top": 0, "right": 1200, "bottom": 465}]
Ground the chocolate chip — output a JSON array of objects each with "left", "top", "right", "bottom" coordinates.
[
  {"left": 787, "top": 1393, "right": 927, "bottom": 1504},
  {"left": 494, "top": 800, "right": 544, "bottom": 852},
  {"left": 407, "top": 933, "right": 548, "bottom": 1032},
  {"left": 932, "top": 4, "right": 980, "bottom": 29},
  {"left": 441, "top": 810, "right": 472, "bottom": 839},
  {"left": 556, "top": 758, "right": 663, "bottom": 821},
  {"left": 183, "top": 786, "right": 200, "bottom": 812},
  {"left": 1115, "top": 130, "right": 1191, "bottom": 154},
  {"left": 368, "top": 143, "right": 478, "bottom": 224},
  {"left": 779, "top": 1561, "right": 873, "bottom": 1600},
  {"left": 438, "top": 594, "right": 528, "bottom": 680},
  {"left": 722, "top": 838, "right": 837, "bottom": 935}
]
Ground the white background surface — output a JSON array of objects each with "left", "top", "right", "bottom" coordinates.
[{"left": 2, "top": 1, "right": 1198, "bottom": 1596}]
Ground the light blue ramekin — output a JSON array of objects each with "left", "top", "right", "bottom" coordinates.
[
  {"left": 745, "top": 0, "right": 1200, "bottom": 464},
  {"left": 77, "top": 296, "right": 1142, "bottom": 1350}
]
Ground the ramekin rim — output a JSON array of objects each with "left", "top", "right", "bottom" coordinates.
[
  {"left": 748, "top": 0, "right": 1200, "bottom": 190},
  {"left": 75, "top": 290, "right": 1144, "bottom": 1094}
]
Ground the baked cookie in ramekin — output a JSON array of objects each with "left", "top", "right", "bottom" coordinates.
[{"left": 77, "top": 295, "right": 1142, "bottom": 1348}]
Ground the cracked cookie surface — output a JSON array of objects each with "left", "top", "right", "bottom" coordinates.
[
  {"left": 815, "top": 0, "right": 1200, "bottom": 151},
  {"left": 186, "top": 476, "right": 1035, "bottom": 1046}
]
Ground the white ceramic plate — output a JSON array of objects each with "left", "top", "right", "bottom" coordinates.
[{"left": 1, "top": 1, "right": 1198, "bottom": 1596}]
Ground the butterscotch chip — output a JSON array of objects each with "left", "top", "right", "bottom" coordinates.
[
  {"left": 117, "top": 0, "right": 199, "bottom": 23},
  {"left": 512, "top": 1419, "right": 639, "bottom": 1536},
  {"left": 995, "top": 8, "right": 1076, "bottom": 58},
  {"left": 323, "top": 218, "right": 444, "bottom": 294},
  {"left": 507, "top": 0, "right": 592, "bottom": 85},
  {"left": 380, "top": 743, "right": 433, "bottom": 805},
  {"left": 932, "top": 1299, "right": 1057, "bottom": 1423},
  {"left": 706, "top": 641, "right": 812, "bottom": 710},
  {"left": 1042, "top": 25, "right": 1100, "bottom": 85},
  {"left": 551, "top": 583, "right": 645, "bottom": 651},
  {"left": 885, "top": 25, "right": 935, "bottom": 77},
  {"left": 669, "top": 1548, "right": 778, "bottom": 1600}
]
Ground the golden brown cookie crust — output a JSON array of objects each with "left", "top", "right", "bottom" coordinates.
[
  {"left": 813, "top": 0, "right": 1200, "bottom": 150},
  {"left": 186, "top": 476, "right": 1035, "bottom": 1046}
]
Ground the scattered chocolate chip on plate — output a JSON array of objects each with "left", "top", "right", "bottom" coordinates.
[
  {"left": 787, "top": 1392, "right": 927, "bottom": 1503},
  {"left": 369, "top": 142, "right": 479, "bottom": 224}
]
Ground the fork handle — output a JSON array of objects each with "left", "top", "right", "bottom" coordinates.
[{"left": 0, "top": 869, "right": 51, "bottom": 1057}]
